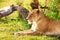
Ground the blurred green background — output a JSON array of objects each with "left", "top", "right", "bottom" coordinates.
[{"left": 0, "top": 0, "right": 60, "bottom": 40}]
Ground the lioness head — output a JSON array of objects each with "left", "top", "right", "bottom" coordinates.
[{"left": 26, "top": 9, "right": 39, "bottom": 24}]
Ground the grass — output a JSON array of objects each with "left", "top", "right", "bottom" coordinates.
[{"left": 0, "top": 0, "right": 60, "bottom": 40}]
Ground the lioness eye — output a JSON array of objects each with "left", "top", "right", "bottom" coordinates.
[{"left": 31, "top": 14, "right": 33, "bottom": 16}]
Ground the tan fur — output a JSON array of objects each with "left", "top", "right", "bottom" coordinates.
[{"left": 15, "top": 9, "right": 60, "bottom": 36}]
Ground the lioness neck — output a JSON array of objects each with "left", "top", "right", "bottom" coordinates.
[{"left": 37, "top": 12, "right": 50, "bottom": 22}]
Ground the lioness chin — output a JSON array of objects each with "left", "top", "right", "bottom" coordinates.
[{"left": 14, "top": 9, "right": 60, "bottom": 36}]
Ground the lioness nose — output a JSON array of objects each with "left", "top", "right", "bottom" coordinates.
[{"left": 26, "top": 17, "right": 28, "bottom": 20}]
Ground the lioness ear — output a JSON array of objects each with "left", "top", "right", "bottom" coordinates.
[{"left": 37, "top": 10, "right": 39, "bottom": 13}]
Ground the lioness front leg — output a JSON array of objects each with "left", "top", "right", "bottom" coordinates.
[
  {"left": 14, "top": 29, "right": 40, "bottom": 35},
  {"left": 14, "top": 22, "right": 40, "bottom": 35}
]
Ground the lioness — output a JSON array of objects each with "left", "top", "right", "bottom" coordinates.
[{"left": 14, "top": 9, "right": 60, "bottom": 36}]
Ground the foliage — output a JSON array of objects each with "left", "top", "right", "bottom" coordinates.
[
  {"left": 44, "top": 0, "right": 60, "bottom": 19},
  {"left": 0, "top": 0, "right": 60, "bottom": 40}
]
